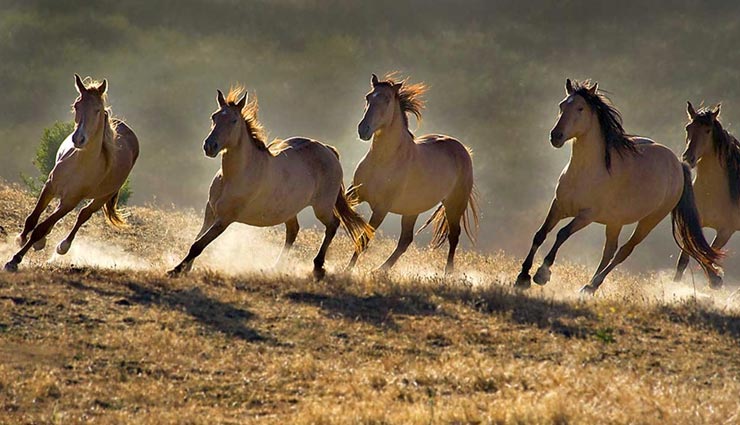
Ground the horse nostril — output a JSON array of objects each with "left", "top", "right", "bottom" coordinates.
[{"left": 550, "top": 131, "right": 563, "bottom": 141}]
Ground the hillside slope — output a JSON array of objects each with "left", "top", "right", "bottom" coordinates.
[{"left": 0, "top": 184, "right": 739, "bottom": 424}]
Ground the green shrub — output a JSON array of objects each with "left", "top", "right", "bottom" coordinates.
[{"left": 22, "top": 121, "right": 132, "bottom": 204}]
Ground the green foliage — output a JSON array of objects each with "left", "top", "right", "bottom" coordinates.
[{"left": 22, "top": 121, "right": 132, "bottom": 204}]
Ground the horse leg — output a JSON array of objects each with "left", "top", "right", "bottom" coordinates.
[
  {"left": 275, "top": 216, "right": 299, "bottom": 267},
  {"left": 17, "top": 183, "right": 54, "bottom": 250},
  {"left": 582, "top": 214, "right": 663, "bottom": 294},
  {"left": 533, "top": 210, "right": 593, "bottom": 285},
  {"left": 378, "top": 214, "right": 418, "bottom": 271},
  {"left": 196, "top": 201, "right": 215, "bottom": 239},
  {"left": 699, "top": 229, "right": 733, "bottom": 289},
  {"left": 516, "top": 200, "right": 563, "bottom": 289},
  {"left": 313, "top": 209, "right": 339, "bottom": 280},
  {"left": 346, "top": 209, "right": 387, "bottom": 270},
  {"left": 443, "top": 198, "right": 466, "bottom": 276},
  {"left": 673, "top": 250, "right": 690, "bottom": 282},
  {"left": 592, "top": 224, "right": 622, "bottom": 278},
  {"left": 167, "top": 220, "right": 230, "bottom": 277},
  {"left": 56, "top": 196, "right": 110, "bottom": 255},
  {"left": 5, "top": 199, "right": 78, "bottom": 271}
]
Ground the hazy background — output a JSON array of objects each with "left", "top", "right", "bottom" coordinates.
[{"left": 2, "top": 0, "right": 740, "bottom": 278}]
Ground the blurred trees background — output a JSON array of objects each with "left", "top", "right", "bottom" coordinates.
[{"left": 2, "top": 0, "right": 740, "bottom": 276}]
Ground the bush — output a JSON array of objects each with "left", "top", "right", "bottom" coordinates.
[{"left": 22, "top": 121, "right": 132, "bottom": 204}]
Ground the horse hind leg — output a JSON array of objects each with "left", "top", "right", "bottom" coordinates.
[
  {"left": 698, "top": 229, "right": 732, "bottom": 289},
  {"left": 275, "top": 217, "right": 299, "bottom": 268},
  {"left": 442, "top": 199, "right": 466, "bottom": 276},
  {"left": 56, "top": 196, "right": 109, "bottom": 255},
  {"left": 312, "top": 206, "right": 340, "bottom": 280}
]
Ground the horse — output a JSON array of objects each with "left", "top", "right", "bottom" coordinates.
[
  {"left": 345, "top": 73, "right": 478, "bottom": 275},
  {"left": 4, "top": 74, "right": 139, "bottom": 272},
  {"left": 167, "top": 87, "right": 373, "bottom": 279},
  {"left": 674, "top": 102, "right": 740, "bottom": 286},
  {"left": 515, "top": 79, "right": 722, "bottom": 294}
]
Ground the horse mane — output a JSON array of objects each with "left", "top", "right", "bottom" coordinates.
[
  {"left": 77, "top": 77, "right": 118, "bottom": 149},
  {"left": 225, "top": 86, "right": 269, "bottom": 152},
  {"left": 570, "top": 79, "right": 638, "bottom": 171},
  {"left": 376, "top": 73, "right": 427, "bottom": 134},
  {"left": 694, "top": 108, "right": 740, "bottom": 203}
]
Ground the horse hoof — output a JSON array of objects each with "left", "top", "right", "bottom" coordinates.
[
  {"left": 533, "top": 266, "right": 551, "bottom": 285},
  {"left": 32, "top": 237, "right": 46, "bottom": 251},
  {"left": 4, "top": 261, "right": 18, "bottom": 272},
  {"left": 56, "top": 240, "right": 71, "bottom": 255},
  {"left": 166, "top": 267, "right": 183, "bottom": 278},
  {"left": 514, "top": 273, "right": 531, "bottom": 290},
  {"left": 708, "top": 274, "right": 723, "bottom": 290},
  {"left": 579, "top": 284, "right": 597, "bottom": 296},
  {"left": 313, "top": 267, "right": 326, "bottom": 281},
  {"left": 15, "top": 234, "right": 26, "bottom": 247}
]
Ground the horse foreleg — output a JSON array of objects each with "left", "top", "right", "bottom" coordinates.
[
  {"left": 17, "top": 183, "right": 54, "bottom": 249},
  {"left": 346, "top": 209, "right": 387, "bottom": 270},
  {"left": 582, "top": 214, "right": 662, "bottom": 294},
  {"left": 56, "top": 197, "right": 109, "bottom": 255},
  {"left": 698, "top": 230, "right": 733, "bottom": 288},
  {"left": 196, "top": 201, "right": 215, "bottom": 239},
  {"left": 5, "top": 200, "right": 77, "bottom": 271},
  {"left": 378, "top": 214, "right": 418, "bottom": 271},
  {"left": 516, "top": 200, "right": 563, "bottom": 289},
  {"left": 313, "top": 215, "right": 339, "bottom": 280},
  {"left": 275, "top": 216, "right": 299, "bottom": 268},
  {"left": 592, "top": 224, "right": 622, "bottom": 278},
  {"left": 167, "top": 220, "right": 230, "bottom": 277},
  {"left": 533, "top": 210, "right": 593, "bottom": 285}
]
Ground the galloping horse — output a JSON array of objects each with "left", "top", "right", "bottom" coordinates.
[
  {"left": 4, "top": 74, "right": 139, "bottom": 272},
  {"left": 515, "top": 79, "right": 722, "bottom": 294},
  {"left": 167, "top": 87, "right": 372, "bottom": 279},
  {"left": 346, "top": 74, "right": 478, "bottom": 274},
  {"left": 675, "top": 102, "right": 740, "bottom": 286}
]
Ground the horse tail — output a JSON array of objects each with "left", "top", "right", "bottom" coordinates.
[
  {"left": 418, "top": 185, "right": 480, "bottom": 248},
  {"left": 671, "top": 162, "right": 722, "bottom": 279},
  {"left": 103, "top": 190, "right": 128, "bottom": 229},
  {"left": 335, "top": 184, "right": 374, "bottom": 253}
]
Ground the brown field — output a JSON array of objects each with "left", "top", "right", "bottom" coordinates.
[{"left": 1, "top": 182, "right": 739, "bottom": 424}]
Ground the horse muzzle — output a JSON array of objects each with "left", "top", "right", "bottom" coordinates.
[
  {"left": 203, "top": 140, "right": 220, "bottom": 158},
  {"left": 682, "top": 153, "right": 697, "bottom": 168},
  {"left": 550, "top": 130, "right": 565, "bottom": 148},
  {"left": 358, "top": 122, "right": 373, "bottom": 141},
  {"left": 72, "top": 133, "right": 87, "bottom": 148}
]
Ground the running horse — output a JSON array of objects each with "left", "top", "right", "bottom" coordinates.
[
  {"left": 515, "top": 79, "right": 722, "bottom": 294},
  {"left": 167, "top": 87, "right": 372, "bottom": 279},
  {"left": 674, "top": 102, "right": 739, "bottom": 286},
  {"left": 5, "top": 74, "right": 139, "bottom": 272},
  {"left": 346, "top": 74, "right": 479, "bottom": 274}
]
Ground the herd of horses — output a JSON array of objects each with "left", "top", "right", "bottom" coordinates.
[{"left": 4, "top": 73, "right": 739, "bottom": 295}]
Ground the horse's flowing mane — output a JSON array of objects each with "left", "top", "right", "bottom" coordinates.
[
  {"left": 225, "top": 86, "right": 269, "bottom": 152},
  {"left": 694, "top": 107, "right": 740, "bottom": 203},
  {"left": 570, "top": 79, "right": 638, "bottom": 171},
  {"left": 376, "top": 73, "right": 427, "bottom": 133},
  {"left": 76, "top": 77, "right": 117, "bottom": 148}
]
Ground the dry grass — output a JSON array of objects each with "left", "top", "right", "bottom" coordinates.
[{"left": 1, "top": 182, "right": 740, "bottom": 424}]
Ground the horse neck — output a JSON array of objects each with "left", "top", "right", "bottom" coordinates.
[
  {"left": 79, "top": 117, "right": 108, "bottom": 163},
  {"left": 570, "top": 119, "right": 607, "bottom": 172},
  {"left": 221, "top": 126, "right": 268, "bottom": 180},
  {"left": 696, "top": 146, "right": 728, "bottom": 186},
  {"left": 369, "top": 102, "right": 414, "bottom": 161}
]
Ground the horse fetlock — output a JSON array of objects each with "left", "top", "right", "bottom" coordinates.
[
  {"left": 56, "top": 239, "right": 72, "bottom": 255},
  {"left": 32, "top": 236, "right": 47, "bottom": 251},
  {"left": 533, "top": 265, "right": 551, "bottom": 285},
  {"left": 514, "top": 272, "right": 531, "bottom": 290},
  {"left": 579, "top": 284, "right": 597, "bottom": 296},
  {"left": 4, "top": 258, "right": 19, "bottom": 272},
  {"left": 708, "top": 272, "right": 723, "bottom": 289},
  {"left": 15, "top": 234, "right": 26, "bottom": 247},
  {"left": 312, "top": 266, "right": 326, "bottom": 281},
  {"left": 673, "top": 270, "right": 684, "bottom": 282}
]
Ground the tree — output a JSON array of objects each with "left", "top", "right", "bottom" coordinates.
[{"left": 22, "top": 121, "right": 132, "bottom": 204}]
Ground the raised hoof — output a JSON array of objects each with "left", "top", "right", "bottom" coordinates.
[
  {"left": 533, "top": 265, "right": 551, "bottom": 285},
  {"left": 15, "top": 234, "right": 26, "bottom": 248},
  {"left": 166, "top": 264, "right": 188, "bottom": 278},
  {"left": 708, "top": 273, "right": 723, "bottom": 290},
  {"left": 56, "top": 240, "right": 71, "bottom": 255},
  {"left": 313, "top": 267, "right": 326, "bottom": 281},
  {"left": 32, "top": 236, "right": 46, "bottom": 251},
  {"left": 514, "top": 273, "right": 531, "bottom": 290},
  {"left": 579, "top": 284, "right": 597, "bottom": 296},
  {"left": 4, "top": 261, "right": 18, "bottom": 272}
]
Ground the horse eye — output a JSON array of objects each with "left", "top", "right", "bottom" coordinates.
[
  {"left": 231, "top": 119, "right": 237, "bottom": 124},
  {"left": 706, "top": 129, "right": 711, "bottom": 134},
  {"left": 578, "top": 107, "right": 584, "bottom": 112}
]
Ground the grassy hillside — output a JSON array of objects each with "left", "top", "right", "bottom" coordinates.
[{"left": 1, "top": 183, "right": 739, "bottom": 423}]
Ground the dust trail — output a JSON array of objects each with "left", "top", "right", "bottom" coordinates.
[{"left": 49, "top": 238, "right": 153, "bottom": 271}]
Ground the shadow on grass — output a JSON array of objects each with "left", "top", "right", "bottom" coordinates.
[
  {"left": 62, "top": 272, "right": 270, "bottom": 343},
  {"left": 659, "top": 302, "right": 740, "bottom": 341}
]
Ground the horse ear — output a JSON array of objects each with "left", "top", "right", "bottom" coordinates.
[
  {"left": 216, "top": 89, "right": 226, "bottom": 107},
  {"left": 565, "top": 78, "right": 574, "bottom": 95},
  {"left": 371, "top": 74, "right": 379, "bottom": 86},
  {"left": 687, "top": 101, "right": 697, "bottom": 119},
  {"left": 99, "top": 79, "right": 107, "bottom": 94},
  {"left": 74, "top": 74, "right": 86, "bottom": 93},
  {"left": 587, "top": 82, "right": 598, "bottom": 95},
  {"left": 711, "top": 103, "right": 721, "bottom": 118},
  {"left": 236, "top": 91, "right": 248, "bottom": 110},
  {"left": 392, "top": 82, "right": 403, "bottom": 92}
]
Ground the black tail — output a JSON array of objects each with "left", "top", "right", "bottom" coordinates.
[{"left": 671, "top": 162, "right": 723, "bottom": 278}]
